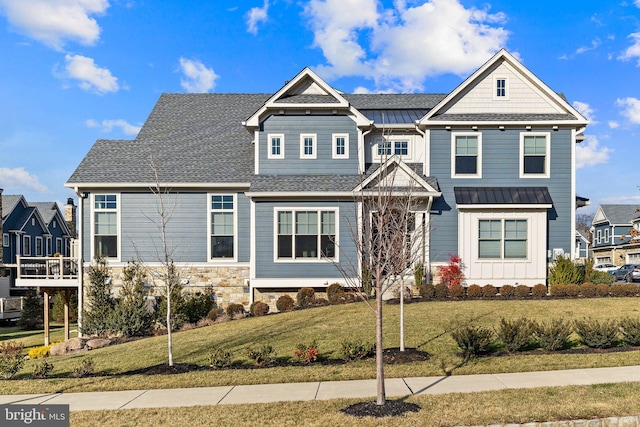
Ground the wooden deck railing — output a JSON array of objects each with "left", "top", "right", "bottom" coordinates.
[{"left": 16, "top": 256, "right": 79, "bottom": 280}]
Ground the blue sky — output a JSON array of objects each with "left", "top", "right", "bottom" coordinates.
[{"left": 0, "top": 0, "right": 639, "bottom": 215}]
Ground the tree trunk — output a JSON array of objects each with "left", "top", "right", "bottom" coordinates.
[
  {"left": 399, "top": 281, "right": 405, "bottom": 352},
  {"left": 166, "top": 289, "right": 173, "bottom": 367},
  {"left": 376, "top": 285, "right": 386, "bottom": 406}
]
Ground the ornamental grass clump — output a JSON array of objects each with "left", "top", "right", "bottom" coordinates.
[
  {"left": 534, "top": 318, "right": 572, "bottom": 351},
  {"left": 573, "top": 318, "right": 619, "bottom": 349},
  {"left": 296, "top": 287, "right": 316, "bottom": 308},
  {"left": 620, "top": 317, "right": 640, "bottom": 346},
  {"left": 496, "top": 317, "right": 536, "bottom": 352},
  {"left": 451, "top": 325, "right": 494, "bottom": 358}
]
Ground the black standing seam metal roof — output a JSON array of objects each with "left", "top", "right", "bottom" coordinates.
[{"left": 454, "top": 187, "right": 553, "bottom": 205}]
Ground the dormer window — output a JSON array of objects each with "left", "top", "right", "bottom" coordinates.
[
  {"left": 494, "top": 76, "right": 508, "bottom": 100},
  {"left": 300, "top": 134, "right": 317, "bottom": 159},
  {"left": 268, "top": 134, "right": 285, "bottom": 159}
]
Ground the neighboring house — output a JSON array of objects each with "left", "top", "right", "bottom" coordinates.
[
  {"left": 575, "top": 229, "right": 590, "bottom": 261},
  {"left": 591, "top": 204, "right": 640, "bottom": 265},
  {"left": 66, "top": 49, "right": 588, "bottom": 309}
]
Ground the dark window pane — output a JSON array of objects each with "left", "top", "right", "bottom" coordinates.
[
  {"left": 278, "top": 235, "right": 292, "bottom": 258},
  {"left": 211, "top": 236, "right": 233, "bottom": 258},
  {"left": 295, "top": 235, "right": 317, "bottom": 258},
  {"left": 321, "top": 235, "right": 335, "bottom": 258},
  {"left": 524, "top": 156, "right": 545, "bottom": 174},
  {"left": 456, "top": 156, "right": 477, "bottom": 174},
  {"left": 95, "top": 236, "right": 117, "bottom": 258}
]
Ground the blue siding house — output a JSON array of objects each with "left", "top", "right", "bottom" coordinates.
[
  {"left": 591, "top": 204, "right": 640, "bottom": 266},
  {"left": 66, "top": 49, "right": 588, "bottom": 308}
]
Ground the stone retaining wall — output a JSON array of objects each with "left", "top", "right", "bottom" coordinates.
[{"left": 462, "top": 415, "right": 640, "bottom": 427}]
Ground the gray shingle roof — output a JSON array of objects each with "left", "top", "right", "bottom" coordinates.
[
  {"left": 596, "top": 205, "right": 640, "bottom": 225},
  {"left": 454, "top": 187, "right": 553, "bottom": 205},
  {"left": 1, "top": 195, "right": 23, "bottom": 220},
  {"left": 431, "top": 113, "right": 578, "bottom": 121}
]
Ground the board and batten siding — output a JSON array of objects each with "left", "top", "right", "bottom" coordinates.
[
  {"left": 253, "top": 199, "right": 358, "bottom": 281},
  {"left": 429, "top": 127, "right": 574, "bottom": 264},
  {"left": 259, "top": 115, "right": 359, "bottom": 175}
]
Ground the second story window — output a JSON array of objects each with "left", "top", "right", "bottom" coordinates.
[
  {"left": 2, "top": 233, "right": 8, "bottom": 247},
  {"left": 300, "top": 134, "right": 317, "bottom": 159},
  {"left": 35, "top": 237, "right": 43, "bottom": 257},
  {"left": 521, "top": 133, "right": 550, "bottom": 177},
  {"left": 94, "top": 194, "right": 118, "bottom": 258},
  {"left": 377, "top": 140, "right": 392, "bottom": 156},
  {"left": 332, "top": 133, "right": 349, "bottom": 159},
  {"left": 394, "top": 141, "right": 409, "bottom": 156},
  {"left": 268, "top": 134, "right": 284, "bottom": 159},
  {"left": 47, "top": 237, "right": 52, "bottom": 256},
  {"left": 23, "top": 235, "right": 31, "bottom": 256},
  {"left": 452, "top": 133, "right": 481, "bottom": 178},
  {"left": 210, "top": 194, "right": 235, "bottom": 259},
  {"left": 494, "top": 76, "right": 508, "bottom": 99}
]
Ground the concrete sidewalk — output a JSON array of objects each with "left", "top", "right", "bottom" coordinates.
[{"left": 2, "top": 365, "right": 640, "bottom": 411}]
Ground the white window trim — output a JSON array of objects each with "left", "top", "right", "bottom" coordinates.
[
  {"left": 207, "top": 193, "right": 238, "bottom": 262},
  {"left": 373, "top": 135, "right": 414, "bottom": 161},
  {"left": 23, "top": 235, "right": 31, "bottom": 256},
  {"left": 2, "top": 233, "right": 8, "bottom": 247},
  {"left": 273, "top": 207, "right": 339, "bottom": 263},
  {"left": 56, "top": 238, "right": 63, "bottom": 255},
  {"left": 300, "top": 133, "right": 317, "bottom": 159},
  {"left": 520, "top": 132, "right": 550, "bottom": 178},
  {"left": 90, "top": 193, "right": 121, "bottom": 261},
  {"left": 477, "top": 218, "right": 529, "bottom": 260},
  {"left": 451, "top": 132, "right": 482, "bottom": 178},
  {"left": 267, "top": 133, "right": 285, "bottom": 159},
  {"left": 596, "top": 229, "right": 601, "bottom": 245},
  {"left": 493, "top": 76, "right": 509, "bottom": 100},
  {"left": 604, "top": 228, "right": 609, "bottom": 243},
  {"left": 332, "top": 133, "right": 350, "bottom": 159},
  {"left": 35, "top": 236, "right": 43, "bottom": 257},
  {"left": 46, "top": 236, "right": 52, "bottom": 256}
]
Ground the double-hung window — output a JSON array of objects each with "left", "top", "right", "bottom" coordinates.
[
  {"left": 479, "top": 219, "right": 527, "bottom": 259},
  {"left": 268, "top": 134, "right": 284, "bottom": 159},
  {"left": 23, "top": 235, "right": 31, "bottom": 256},
  {"left": 94, "top": 194, "right": 118, "bottom": 258},
  {"left": 276, "top": 209, "right": 337, "bottom": 260},
  {"left": 521, "top": 133, "right": 550, "bottom": 177},
  {"left": 46, "top": 237, "right": 52, "bottom": 256},
  {"left": 494, "top": 76, "right": 508, "bottom": 99},
  {"left": 300, "top": 134, "right": 317, "bottom": 159},
  {"left": 2, "top": 233, "right": 8, "bottom": 247},
  {"left": 452, "top": 133, "right": 481, "bottom": 177},
  {"left": 56, "top": 238, "right": 63, "bottom": 255},
  {"left": 210, "top": 195, "right": 235, "bottom": 259},
  {"left": 332, "top": 133, "right": 349, "bottom": 159},
  {"left": 35, "top": 237, "right": 43, "bottom": 257}
]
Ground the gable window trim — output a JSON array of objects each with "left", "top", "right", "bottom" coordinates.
[
  {"left": 208, "top": 193, "right": 238, "bottom": 262},
  {"left": 520, "top": 132, "right": 550, "bottom": 178},
  {"left": 332, "top": 133, "right": 349, "bottom": 159},
  {"left": 268, "top": 133, "right": 285, "bottom": 159},
  {"left": 300, "top": 133, "right": 317, "bottom": 159},
  {"left": 374, "top": 135, "right": 413, "bottom": 161},
  {"left": 493, "top": 76, "right": 509, "bottom": 100},
  {"left": 274, "top": 207, "right": 339, "bottom": 263},
  {"left": 91, "top": 193, "right": 120, "bottom": 261},
  {"left": 451, "top": 132, "right": 482, "bottom": 178}
]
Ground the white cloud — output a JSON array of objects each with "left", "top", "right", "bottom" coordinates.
[
  {"left": 573, "top": 101, "right": 596, "bottom": 123},
  {"left": 246, "top": 0, "right": 269, "bottom": 35},
  {"left": 576, "top": 135, "right": 612, "bottom": 168},
  {"left": 617, "top": 97, "right": 640, "bottom": 124},
  {"left": 305, "top": 0, "right": 509, "bottom": 91},
  {"left": 86, "top": 118, "right": 140, "bottom": 135},
  {"left": 608, "top": 121, "right": 619, "bottom": 129},
  {"left": 575, "top": 38, "right": 601, "bottom": 55},
  {"left": 58, "top": 54, "right": 119, "bottom": 94},
  {"left": 619, "top": 32, "right": 640, "bottom": 66},
  {"left": 0, "top": 167, "right": 49, "bottom": 193},
  {"left": 0, "top": 0, "right": 109, "bottom": 50},
  {"left": 178, "top": 58, "right": 219, "bottom": 93}
]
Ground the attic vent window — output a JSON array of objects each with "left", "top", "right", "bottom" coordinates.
[{"left": 494, "top": 77, "right": 509, "bottom": 100}]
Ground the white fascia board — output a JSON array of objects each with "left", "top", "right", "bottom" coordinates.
[
  {"left": 65, "top": 182, "right": 251, "bottom": 189},
  {"left": 358, "top": 190, "right": 442, "bottom": 198},
  {"left": 424, "top": 120, "right": 589, "bottom": 127},
  {"left": 245, "top": 191, "right": 354, "bottom": 198},
  {"left": 456, "top": 204, "right": 553, "bottom": 210}
]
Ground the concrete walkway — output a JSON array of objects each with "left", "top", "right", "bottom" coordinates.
[{"left": 1, "top": 365, "right": 640, "bottom": 411}]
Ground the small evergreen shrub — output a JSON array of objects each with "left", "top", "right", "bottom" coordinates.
[
  {"left": 591, "top": 271, "right": 615, "bottom": 285},
  {"left": 246, "top": 344, "right": 275, "bottom": 367},
  {"left": 18, "top": 290, "right": 43, "bottom": 330},
  {"left": 574, "top": 318, "right": 619, "bottom": 349},
  {"left": 451, "top": 325, "right": 494, "bottom": 358},
  {"left": 208, "top": 347, "right": 232, "bottom": 368},
  {"left": 550, "top": 284, "right": 567, "bottom": 297},
  {"left": 294, "top": 340, "right": 319, "bottom": 364},
  {"left": 610, "top": 285, "right": 626, "bottom": 297},
  {"left": 297, "top": 287, "right": 316, "bottom": 308},
  {"left": 276, "top": 294, "right": 295, "bottom": 312},
  {"left": 72, "top": 357, "right": 95, "bottom": 378},
  {"left": 514, "top": 285, "right": 531, "bottom": 298},
  {"left": 226, "top": 303, "right": 245, "bottom": 319},
  {"left": 450, "top": 284, "right": 465, "bottom": 299},
  {"left": 580, "top": 282, "right": 597, "bottom": 298},
  {"left": 482, "top": 285, "right": 498, "bottom": 298},
  {"left": 532, "top": 284, "right": 548, "bottom": 297},
  {"left": 32, "top": 360, "right": 54, "bottom": 379},
  {"left": 250, "top": 301, "right": 270, "bottom": 317},
  {"left": 418, "top": 283, "right": 436, "bottom": 299},
  {"left": 183, "top": 292, "right": 214, "bottom": 324},
  {"left": 500, "top": 285, "right": 515, "bottom": 298},
  {"left": 595, "top": 283, "right": 610, "bottom": 297},
  {"left": 466, "top": 284, "right": 482, "bottom": 298},
  {"left": 496, "top": 317, "right": 536, "bottom": 352},
  {"left": 620, "top": 317, "right": 640, "bottom": 346},
  {"left": 565, "top": 284, "right": 580, "bottom": 297},
  {"left": 548, "top": 255, "right": 584, "bottom": 286},
  {"left": 339, "top": 339, "right": 375, "bottom": 361},
  {"left": 0, "top": 341, "right": 25, "bottom": 379},
  {"left": 434, "top": 283, "right": 450, "bottom": 299},
  {"left": 535, "top": 318, "right": 572, "bottom": 351}
]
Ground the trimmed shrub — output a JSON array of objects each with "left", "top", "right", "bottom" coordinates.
[
  {"left": 72, "top": 357, "right": 95, "bottom": 378},
  {"left": 610, "top": 284, "right": 627, "bottom": 297},
  {"left": 246, "top": 344, "right": 275, "bottom": 367},
  {"left": 314, "top": 297, "right": 330, "bottom": 307},
  {"left": 418, "top": 283, "right": 435, "bottom": 299},
  {"left": 297, "top": 287, "right": 316, "bottom": 308},
  {"left": 623, "top": 283, "right": 639, "bottom": 297},
  {"left": 532, "top": 284, "right": 548, "bottom": 297},
  {"left": 207, "top": 307, "right": 221, "bottom": 321},
  {"left": 565, "top": 284, "right": 580, "bottom": 297},
  {"left": 183, "top": 292, "right": 214, "bottom": 324},
  {"left": 497, "top": 317, "right": 536, "bottom": 352},
  {"left": 226, "top": 303, "right": 245, "bottom": 319},
  {"left": 434, "top": 283, "right": 450, "bottom": 299},
  {"left": 595, "top": 283, "right": 610, "bottom": 297},
  {"left": 482, "top": 285, "right": 498, "bottom": 298},
  {"left": 514, "top": 285, "right": 531, "bottom": 298},
  {"left": 535, "top": 318, "right": 572, "bottom": 351},
  {"left": 250, "top": 301, "right": 270, "bottom": 317},
  {"left": 450, "top": 284, "right": 465, "bottom": 299},
  {"left": 208, "top": 347, "right": 232, "bottom": 368},
  {"left": 500, "top": 285, "right": 515, "bottom": 298},
  {"left": 550, "top": 284, "right": 567, "bottom": 297},
  {"left": 327, "top": 283, "right": 345, "bottom": 304},
  {"left": 466, "top": 284, "right": 482, "bottom": 298},
  {"left": 340, "top": 339, "right": 375, "bottom": 361},
  {"left": 294, "top": 340, "right": 319, "bottom": 364},
  {"left": 580, "top": 282, "right": 597, "bottom": 298},
  {"left": 0, "top": 341, "right": 25, "bottom": 379},
  {"left": 620, "top": 317, "right": 640, "bottom": 346},
  {"left": 32, "top": 359, "right": 54, "bottom": 379},
  {"left": 574, "top": 318, "right": 619, "bottom": 349},
  {"left": 451, "top": 325, "right": 494, "bottom": 357},
  {"left": 276, "top": 295, "right": 295, "bottom": 312}
]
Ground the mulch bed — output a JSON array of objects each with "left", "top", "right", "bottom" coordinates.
[{"left": 342, "top": 400, "right": 421, "bottom": 418}]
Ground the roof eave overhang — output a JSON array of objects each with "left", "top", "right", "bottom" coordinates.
[
  {"left": 456, "top": 203, "right": 553, "bottom": 210},
  {"left": 245, "top": 191, "right": 354, "bottom": 198},
  {"left": 421, "top": 120, "right": 589, "bottom": 127},
  {"left": 65, "top": 182, "right": 252, "bottom": 190}
]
